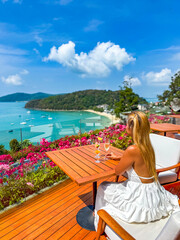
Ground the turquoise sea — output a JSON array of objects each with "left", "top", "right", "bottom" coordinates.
[{"left": 0, "top": 102, "right": 111, "bottom": 149}]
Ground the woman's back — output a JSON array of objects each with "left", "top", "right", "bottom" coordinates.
[{"left": 131, "top": 145, "right": 155, "bottom": 183}]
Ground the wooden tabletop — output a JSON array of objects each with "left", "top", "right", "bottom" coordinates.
[
  {"left": 150, "top": 123, "right": 180, "bottom": 132},
  {"left": 46, "top": 143, "right": 124, "bottom": 186},
  {"left": 167, "top": 115, "right": 180, "bottom": 119}
]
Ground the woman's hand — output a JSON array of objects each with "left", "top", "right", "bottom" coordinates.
[{"left": 106, "top": 152, "right": 121, "bottom": 161}]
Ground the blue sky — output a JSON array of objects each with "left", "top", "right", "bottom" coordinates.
[{"left": 0, "top": 0, "right": 180, "bottom": 98}]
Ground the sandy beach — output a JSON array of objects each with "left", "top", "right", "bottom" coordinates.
[{"left": 84, "top": 109, "right": 120, "bottom": 124}]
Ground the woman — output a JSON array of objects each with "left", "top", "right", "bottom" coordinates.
[{"left": 94, "top": 111, "right": 179, "bottom": 228}]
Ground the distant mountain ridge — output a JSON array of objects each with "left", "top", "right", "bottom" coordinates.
[{"left": 0, "top": 92, "right": 54, "bottom": 102}]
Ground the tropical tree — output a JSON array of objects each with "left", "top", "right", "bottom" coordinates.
[
  {"left": 114, "top": 79, "right": 147, "bottom": 117},
  {"left": 157, "top": 71, "right": 180, "bottom": 105}
]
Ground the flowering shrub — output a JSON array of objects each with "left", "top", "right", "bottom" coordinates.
[
  {"left": 0, "top": 124, "right": 132, "bottom": 210},
  {"left": 148, "top": 114, "right": 170, "bottom": 124}
]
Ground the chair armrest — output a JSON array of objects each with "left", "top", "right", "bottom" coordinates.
[
  {"left": 96, "top": 201, "right": 180, "bottom": 240},
  {"left": 156, "top": 163, "right": 180, "bottom": 174},
  {"left": 96, "top": 209, "right": 135, "bottom": 240}
]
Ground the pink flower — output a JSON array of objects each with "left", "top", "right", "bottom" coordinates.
[
  {"left": 0, "top": 164, "right": 10, "bottom": 171},
  {"left": 27, "top": 182, "right": 34, "bottom": 187}
]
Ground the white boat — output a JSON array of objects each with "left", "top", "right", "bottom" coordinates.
[
  {"left": 11, "top": 123, "right": 14, "bottom": 125},
  {"left": 41, "top": 116, "right": 46, "bottom": 118},
  {"left": 20, "top": 122, "right": 27, "bottom": 125},
  {"left": 27, "top": 111, "right": 31, "bottom": 114},
  {"left": 26, "top": 119, "right": 30, "bottom": 121},
  {"left": 29, "top": 125, "right": 34, "bottom": 127},
  {"left": 31, "top": 118, "right": 35, "bottom": 120},
  {"left": 48, "top": 117, "right": 52, "bottom": 120}
]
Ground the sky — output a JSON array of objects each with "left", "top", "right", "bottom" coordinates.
[{"left": 0, "top": 0, "right": 180, "bottom": 99}]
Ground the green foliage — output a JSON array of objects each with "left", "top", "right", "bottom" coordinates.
[
  {"left": 0, "top": 144, "right": 8, "bottom": 155},
  {"left": 25, "top": 90, "right": 120, "bottom": 110},
  {"left": 20, "top": 139, "right": 32, "bottom": 149},
  {"left": 9, "top": 139, "right": 21, "bottom": 152},
  {"left": 157, "top": 71, "right": 180, "bottom": 105},
  {"left": 93, "top": 106, "right": 104, "bottom": 112},
  {"left": 0, "top": 166, "right": 66, "bottom": 210},
  {"left": 114, "top": 81, "right": 147, "bottom": 117}
]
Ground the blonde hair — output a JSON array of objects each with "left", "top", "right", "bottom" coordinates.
[{"left": 128, "top": 111, "right": 157, "bottom": 181}]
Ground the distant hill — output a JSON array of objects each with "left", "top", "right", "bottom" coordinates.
[
  {"left": 25, "top": 89, "right": 147, "bottom": 111},
  {"left": 0, "top": 92, "right": 54, "bottom": 102}
]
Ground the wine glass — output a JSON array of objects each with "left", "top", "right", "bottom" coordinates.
[
  {"left": 104, "top": 138, "right": 110, "bottom": 160},
  {"left": 95, "top": 139, "right": 101, "bottom": 163}
]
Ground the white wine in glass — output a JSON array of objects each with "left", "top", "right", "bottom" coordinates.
[{"left": 104, "top": 138, "right": 110, "bottom": 160}]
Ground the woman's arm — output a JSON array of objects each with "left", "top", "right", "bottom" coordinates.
[
  {"left": 115, "top": 146, "right": 136, "bottom": 176},
  {"left": 106, "top": 152, "right": 121, "bottom": 161}
]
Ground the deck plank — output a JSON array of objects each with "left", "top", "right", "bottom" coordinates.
[{"left": 0, "top": 176, "right": 116, "bottom": 240}]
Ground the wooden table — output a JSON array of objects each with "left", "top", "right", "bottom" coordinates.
[
  {"left": 46, "top": 143, "right": 123, "bottom": 231},
  {"left": 150, "top": 123, "right": 180, "bottom": 136},
  {"left": 167, "top": 115, "right": 180, "bottom": 124}
]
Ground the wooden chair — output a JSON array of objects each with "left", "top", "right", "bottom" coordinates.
[{"left": 96, "top": 200, "right": 180, "bottom": 240}]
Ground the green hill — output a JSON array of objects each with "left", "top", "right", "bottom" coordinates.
[
  {"left": 25, "top": 89, "right": 147, "bottom": 111},
  {"left": 0, "top": 92, "right": 54, "bottom": 102}
]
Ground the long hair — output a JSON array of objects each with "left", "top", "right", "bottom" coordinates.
[{"left": 127, "top": 111, "right": 157, "bottom": 181}]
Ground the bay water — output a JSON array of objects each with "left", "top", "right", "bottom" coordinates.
[{"left": 0, "top": 102, "right": 111, "bottom": 149}]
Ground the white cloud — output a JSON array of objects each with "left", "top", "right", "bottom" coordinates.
[
  {"left": 34, "top": 35, "right": 43, "bottom": 46},
  {"left": 1, "top": 69, "right": 29, "bottom": 85},
  {"left": 152, "top": 45, "right": 180, "bottom": 52},
  {"left": 170, "top": 52, "right": 180, "bottom": 61},
  {"left": 0, "top": 44, "right": 28, "bottom": 55},
  {"left": 20, "top": 69, "right": 29, "bottom": 75},
  {"left": 84, "top": 19, "right": 104, "bottom": 32},
  {"left": 33, "top": 48, "right": 40, "bottom": 55},
  {"left": 43, "top": 41, "right": 135, "bottom": 78},
  {"left": 123, "top": 75, "right": 141, "bottom": 86},
  {"left": 144, "top": 68, "right": 172, "bottom": 86},
  {"left": 1, "top": 74, "right": 22, "bottom": 85}
]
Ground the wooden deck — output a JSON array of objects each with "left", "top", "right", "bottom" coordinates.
[
  {"left": 0, "top": 171, "right": 179, "bottom": 240},
  {"left": 0, "top": 177, "right": 118, "bottom": 240},
  {"left": 0, "top": 133, "right": 179, "bottom": 239}
]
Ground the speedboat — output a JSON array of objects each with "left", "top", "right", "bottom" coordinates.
[
  {"left": 48, "top": 117, "right": 52, "bottom": 120},
  {"left": 20, "top": 122, "right": 27, "bottom": 125}
]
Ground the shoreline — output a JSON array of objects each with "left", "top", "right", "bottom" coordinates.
[
  {"left": 84, "top": 109, "right": 120, "bottom": 124},
  {"left": 26, "top": 107, "right": 120, "bottom": 124}
]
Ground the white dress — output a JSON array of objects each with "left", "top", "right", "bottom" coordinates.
[{"left": 94, "top": 168, "right": 180, "bottom": 229}]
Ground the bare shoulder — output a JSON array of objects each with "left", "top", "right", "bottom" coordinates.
[{"left": 125, "top": 145, "right": 141, "bottom": 157}]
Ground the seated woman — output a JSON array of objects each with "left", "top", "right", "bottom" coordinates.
[{"left": 94, "top": 111, "right": 179, "bottom": 229}]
